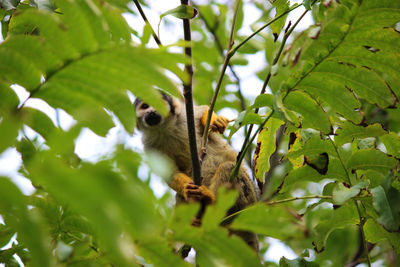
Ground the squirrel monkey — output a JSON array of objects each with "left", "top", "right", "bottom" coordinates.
[{"left": 134, "top": 92, "right": 258, "bottom": 251}]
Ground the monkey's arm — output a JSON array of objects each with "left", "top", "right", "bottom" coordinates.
[
  {"left": 200, "top": 108, "right": 229, "bottom": 134},
  {"left": 169, "top": 172, "right": 215, "bottom": 204}
]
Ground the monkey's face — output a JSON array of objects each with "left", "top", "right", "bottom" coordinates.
[
  {"left": 135, "top": 101, "right": 164, "bottom": 128},
  {"left": 134, "top": 93, "right": 178, "bottom": 130}
]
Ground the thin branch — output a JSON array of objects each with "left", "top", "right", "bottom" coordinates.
[
  {"left": 221, "top": 195, "right": 332, "bottom": 224},
  {"left": 231, "top": 7, "right": 310, "bottom": 180},
  {"left": 180, "top": 0, "right": 202, "bottom": 186},
  {"left": 194, "top": 3, "right": 251, "bottom": 165},
  {"left": 265, "top": 195, "right": 332, "bottom": 205},
  {"left": 194, "top": 5, "right": 247, "bottom": 111},
  {"left": 200, "top": 0, "right": 241, "bottom": 160},
  {"left": 229, "top": 3, "right": 301, "bottom": 56},
  {"left": 132, "top": 0, "right": 162, "bottom": 47}
]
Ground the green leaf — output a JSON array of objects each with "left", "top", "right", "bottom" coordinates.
[
  {"left": 0, "top": 245, "right": 24, "bottom": 266},
  {"left": 302, "top": 0, "right": 312, "bottom": 10},
  {"left": 285, "top": 0, "right": 400, "bottom": 123},
  {"left": 269, "top": 0, "right": 290, "bottom": 38},
  {"left": 281, "top": 165, "right": 323, "bottom": 193},
  {"left": 22, "top": 108, "right": 58, "bottom": 140},
  {"left": 332, "top": 181, "right": 369, "bottom": 205},
  {"left": 274, "top": 91, "right": 301, "bottom": 127},
  {"left": 371, "top": 184, "right": 400, "bottom": 232},
  {"left": 380, "top": 132, "right": 400, "bottom": 158},
  {"left": 304, "top": 152, "right": 329, "bottom": 175},
  {"left": 335, "top": 122, "right": 386, "bottom": 146},
  {"left": 346, "top": 149, "right": 397, "bottom": 174},
  {"left": 282, "top": 157, "right": 349, "bottom": 193},
  {"left": 228, "top": 111, "right": 263, "bottom": 139},
  {"left": 284, "top": 90, "right": 331, "bottom": 133},
  {"left": 312, "top": 203, "right": 359, "bottom": 252},
  {"left": 191, "top": 228, "right": 261, "bottom": 267},
  {"left": 230, "top": 204, "right": 304, "bottom": 240},
  {"left": 253, "top": 117, "right": 285, "bottom": 182},
  {"left": 288, "top": 135, "right": 335, "bottom": 159},
  {"left": 202, "top": 188, "right": 238, "bottom": 230},
  {"left": 251, "top": 93, "right": 274, "bottom": 109},
  {"left": 279, "top": 257, "right": 319, "bottom": 267},
  {"left": 0, "top": 1, "right": 184, "bottom": 135},
  {"left": 160, "top": 5, "right": 198, "bottom": 20},
  {"left": 0, "top": 224, "right": 15, "bottom": 248},
  {"left": 0, "top": 115, "right": 21, "bottom": 154},
  {"left": 364, "top": 219, "right": 400, "bottom": 253},
  {"left": 0, "top": 178, "right": 52, "bottom": 267},
  {"left": 0, "top": 82, "right": 19, "bottom": 113},
  {"left": 28, "top": 151, "right": 164, "bottom": 265},
  {"left": 137, "top": 238, "right": 190, "bottom": 267},
  {"left": 0, "top": 42, "right": 43, "bottom": 90}
]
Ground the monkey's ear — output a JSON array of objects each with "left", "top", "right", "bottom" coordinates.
[{"left": 172, "top": 98, "right": 182, "bottom": 115}]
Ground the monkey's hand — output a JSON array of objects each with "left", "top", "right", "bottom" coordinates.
[
  {"left": 184, "top": 182, "right": 215, "bottom": 205},
  {"left": 201, "top": 108, "right": 229, "bottom": 134},
  {"left": 169, "top": 173, "right": 215, "bottom": 204}
]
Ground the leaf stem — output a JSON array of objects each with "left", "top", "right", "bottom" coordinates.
[
  {"left": 180, "top": 0, "right": 202, "bottom": 186},
  {"left": 132, "top": 0, "right": 163, "bottom": 47},
  {"left": 200, "top": 0, "right": 241, "bottom": 160}
]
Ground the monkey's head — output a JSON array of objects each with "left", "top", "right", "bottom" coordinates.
[{"left": 134, "top": 92, "right": 181, "bottom": 130}]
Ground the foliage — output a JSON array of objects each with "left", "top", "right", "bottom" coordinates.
[{"left": 0, "top": 0, "right": 399, "bottom": 266}]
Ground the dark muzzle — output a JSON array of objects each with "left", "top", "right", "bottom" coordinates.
[{"left": 144, "top": 111, "right": 162, "bottom": 126}]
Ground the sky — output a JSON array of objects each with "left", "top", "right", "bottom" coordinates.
[{"left": 0, "top": 0, "right": 316, "bottom": 264}]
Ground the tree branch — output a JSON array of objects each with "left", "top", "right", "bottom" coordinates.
[
  {"left": 229, "top": 3, "right": 301, "bottom": 56},
  {"left": 200, "top": 0, "right": 241, "bottom": 160},
  {"left": 132, "top": 0, "right": 162, "bottom": 47},
  {"left": 180, "top": 0, "right": 202, "bottom": 186},
  {"left": 194, "top": 4, "right": 247, "bottom": 111}
]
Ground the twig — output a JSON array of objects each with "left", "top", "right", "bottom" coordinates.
[
  {"left": 229, "top": 3, "right": 301, "bottom": 56},
  {"left": 265, "top": 195, "right": 332, "bottom": 205},
  {"left": 132, "top": 0, "right": 162, "bottom": 47},
  {"left": 221, "top": 195, "right": 333, "bottom": 224},
  {"left": 232, "top": 6, "right": 311, "bottom": 180},
  {"left": 194, "top": 5, "right": 246, "bottom": 111},
  {"left": 200, "top": 0, "right": 241, "bottom": 160},
  {"left": 180, "top": 0, "right": 202, "bottom": 186}
]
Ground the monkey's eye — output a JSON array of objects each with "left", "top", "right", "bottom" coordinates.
[{"left": 140, "top": 103, "right": 149, "bottom": 110}]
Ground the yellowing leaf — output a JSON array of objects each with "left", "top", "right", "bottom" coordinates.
[{"left": 253, "top": 117, "right": 285, "bottom": 182}]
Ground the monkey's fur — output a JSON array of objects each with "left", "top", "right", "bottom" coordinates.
[{"left": 134, "top": 93, "right": 258, "bottom": 251}]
